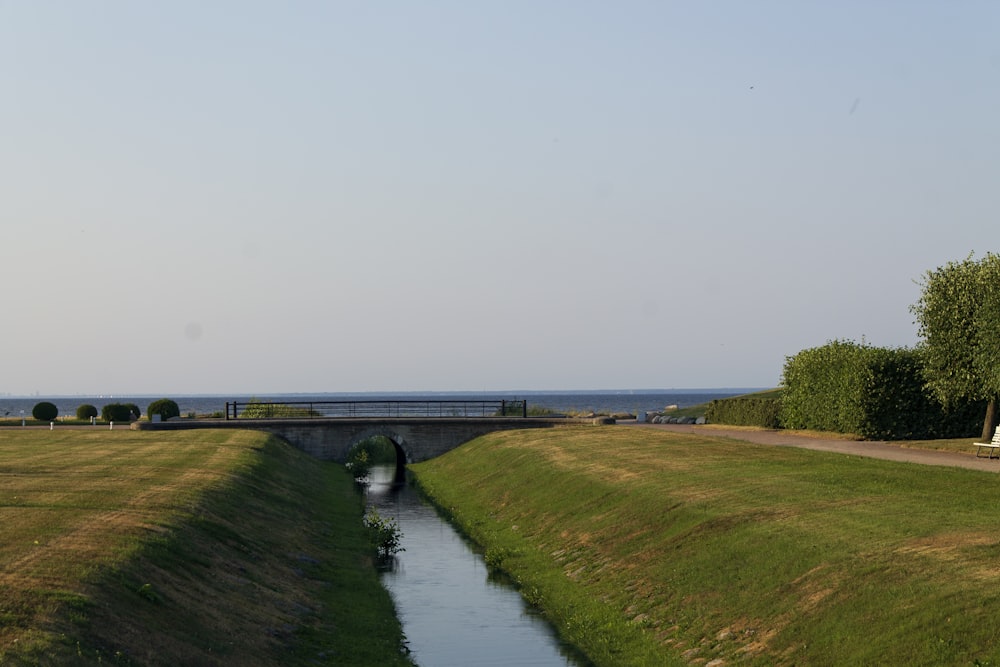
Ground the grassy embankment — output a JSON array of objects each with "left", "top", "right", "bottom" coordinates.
[
  {"left": 0, "top": 428, "right": 414, "bottom": 666},
  {"left": 412, "top": 425, "right": 1000, "bottom": 666}
]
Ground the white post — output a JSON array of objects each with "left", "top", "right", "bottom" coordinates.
[
  {"left": 109, "top": 421, "right": 114, "bottom": 430},
  {"left": 50, "top": 422, "right": 54, "bottom": 430}
]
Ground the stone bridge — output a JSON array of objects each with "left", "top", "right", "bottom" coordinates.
[{"left": 135, "top": 417, "right": 569, "bottom": 464}]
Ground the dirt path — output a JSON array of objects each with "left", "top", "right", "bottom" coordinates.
[{"left": 625, "top": 422, "right": 999, "bottom": 473}]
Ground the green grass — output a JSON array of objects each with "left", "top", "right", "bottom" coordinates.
[
  {"left": 0, "top": 429, "right": 414, "bottom": 666},
  {"left": 411, "top": 424, "right": 1000, "bottom": 666},
  {"left": 899, "top": 437, "right": 988, "bottom": 454}
]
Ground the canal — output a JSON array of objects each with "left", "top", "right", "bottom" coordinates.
[{"left": 363, "top": 464, "right": 592, "bottom": 667}]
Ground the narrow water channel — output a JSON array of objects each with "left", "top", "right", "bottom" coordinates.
[{"left": 363, "top": 464, "right": 591, "bottom": 667}]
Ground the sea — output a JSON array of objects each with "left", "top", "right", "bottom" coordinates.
[{"left": 0, "top": 389, "right": 762, "bottom": 420}]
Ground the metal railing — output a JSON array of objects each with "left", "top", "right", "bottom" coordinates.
[{"left": 225, "top": 399, "right": 528, "bottom": 420}]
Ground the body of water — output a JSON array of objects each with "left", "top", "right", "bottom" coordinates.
[
  {"left": 0, "top": 389, "right": 762, "bottom": 420},
  {"left": 365, "top": 465, "right": 592, "bottom": 666}
]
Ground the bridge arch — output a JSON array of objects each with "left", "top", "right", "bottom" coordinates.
[
  {"left": 348, "top": 426, "right": 413, "bottom": 465},
  {"left": 347, "top": 427, "right": 411, "bottom": 480}
]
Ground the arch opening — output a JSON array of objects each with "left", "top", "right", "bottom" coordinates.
[{"left": 346, "top": 433, "right": 407, "bottom": 483}]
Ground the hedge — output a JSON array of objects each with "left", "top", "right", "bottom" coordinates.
[
  {"left": 76, "top": 404, "right": 99, "bottom": 420},
  {"left": 147, "top": 398, "right": 180, "bottom": 421},
  {"left": 705, "top": 397, "right": 782, "bottom": 428},
  {"left": 101, "top": 403, "right": 135, "bottom": 423},
  {"left": 32, "top": 402, "right": 59, "bottom": 421},
  {"left": 780, "top": 340, "right": 982, "bottom": 440}
]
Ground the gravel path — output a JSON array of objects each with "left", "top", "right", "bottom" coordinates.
[{"left": 626, "top": 422, "right": 998, "bottom": 473}]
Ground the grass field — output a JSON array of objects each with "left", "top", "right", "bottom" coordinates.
[
  {"left": 6, "top": 421, "right": 999, "bottom": 665},
  {"left": 0, "top": 428, "right": 413, "bottom": 666},
  {"left": 411, "top": 424, "right": 1000, "bottom": 666}
]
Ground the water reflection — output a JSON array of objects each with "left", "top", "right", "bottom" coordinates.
[{"left": 364, "top": 465, "right": 590, "bottom": 667}]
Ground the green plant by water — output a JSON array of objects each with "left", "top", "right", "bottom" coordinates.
[{"left": 364, "top": 507, "right": 405, "bottom": 560}]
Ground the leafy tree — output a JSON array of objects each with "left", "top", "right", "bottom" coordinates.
[
  {"left": 147, "top": 398, "right": 180, "bottom": 421},
  {"left": 32, "top": 401, "right": 58, "bottom": 421},
  {"left": 76, "top": 404, "right": 99, "bottom": 420},
  {"left": 911, "top": 253, "right": 1000, "bottom": 440}
]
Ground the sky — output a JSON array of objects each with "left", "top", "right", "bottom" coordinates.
[{"left": 2, "top": 2, "right": 998, "bottom": 396}]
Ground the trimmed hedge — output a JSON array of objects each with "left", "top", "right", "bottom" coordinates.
[
  {"left": 101, "top": 403, "right": 135, "bottom": 423},
  {"left": 705, "top": 397, "right": 782, "bottom": 428},
  {"left": 780, "top": 340, "right": 982, "bottom": 440},
  {"left": 76, "top": 404, "right": 99, "bottom": 420},
  {"left": 32, "top": 402, "right": 59, "bottom": 421},
  {"left": 147, "top": 398, "right": 180, "bottom": 421}
]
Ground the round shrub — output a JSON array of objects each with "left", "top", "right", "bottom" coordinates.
[
  {"left": 101, "top": 403, "right": 134, "bottom": 423},
  {"left": 32, "top": 401, "right": 58, "bottom": 421},
  {"left": 125, "top": 403, "right": 141, "bottom": 420},
  {"left": 76, "top": 404, "right": 99, "bottom": 420},
  {"left": 147, "top": 398, "right": 180, "bottom": 421}
]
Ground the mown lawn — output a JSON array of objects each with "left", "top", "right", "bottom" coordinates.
[
  {"left": 0, "top": 428, "right": 413, "bottom": 666},
  {"left": 412, "top": 424, "right": 1000, "bottom": 666}
]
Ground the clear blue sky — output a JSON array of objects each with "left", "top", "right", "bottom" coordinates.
[{"left": 2, "top": 2, "right": 998, "bottom": 395}]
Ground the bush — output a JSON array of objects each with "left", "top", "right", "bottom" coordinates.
[
  {"left": 780, "top": 340, "right": 983, "bottom": 440},
  {"left": 101, "top": 403, "right": 135, "bottom": 423},
  {"left": 363, "top": 508, "right": 404, "bottom": 560},
  {"left": 238, "top": 398, "right": 318, "bottom": 419},
  {"left": 347, "top": 449, "right": 371, "bottom": 481},
  {"left": 76, "top": 404, "right": 99, "bottom": 420},
  {"left": 147, "top": 398, "right": 180, "bottom": 421},
  {"left": 32, "top": 402, "right": 58, "bottom": 421},
  {"left": 706, "top": 397, "right": 782, "bottom": 428}
]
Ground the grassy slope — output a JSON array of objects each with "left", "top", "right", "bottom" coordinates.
[
  {"left": 411, "top": 425, "right": 1000, "bottom": 666},
  {"left": 0, "top": 429, "right": 413, "bottom": 666}
]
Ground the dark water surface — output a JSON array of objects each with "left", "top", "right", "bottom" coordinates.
[{"left": 364, "top": 465, "right": 592, "bottom": 667}]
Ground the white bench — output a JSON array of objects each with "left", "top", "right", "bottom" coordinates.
[{"left": 975, "top": 427, "right": 1000, "bottom": 459}]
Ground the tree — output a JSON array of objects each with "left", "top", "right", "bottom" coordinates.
[
  {"left": 32, "top": 402, "right": 58, "bottom": 421},
  {"left": 101, "top": 403, "right": 134, "bottom": 423},
  {"left": 911, "top": 253, "right": 1000, "bottom": 440},
  {"left": 147, "top": 398, "right": 180, "bottom": 421},
  {"left": 76, "top": 404, "right": 99, "bottom": 420}
]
